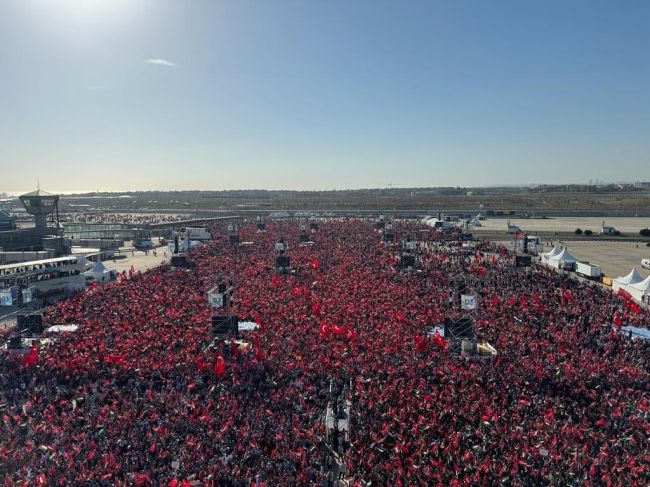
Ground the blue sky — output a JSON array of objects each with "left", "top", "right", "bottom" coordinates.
[{"left": 0, "top": 0, "right": 648, "bottom": 193}]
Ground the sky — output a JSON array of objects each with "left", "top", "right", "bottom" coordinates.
[{"left": 0, "top": 0, "right": 648, "bottom": 193}]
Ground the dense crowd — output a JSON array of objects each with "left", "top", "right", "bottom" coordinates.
[{"left": 1, "top": 220, "right": 648, "bottom": 486}]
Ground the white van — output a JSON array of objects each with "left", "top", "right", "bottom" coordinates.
[{"left": 642, "top": 258, "right": 650, "bottom": 270}]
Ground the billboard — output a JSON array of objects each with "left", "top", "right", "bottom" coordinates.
[
  {"left": 0, "top": 289, "right": 13, "bottom": 306},
  {"left": 460, "top": 294, "right": 478, "bottom": 310},
  {"left": 22, "top": 287, "right": 35, "bottom": 304}
]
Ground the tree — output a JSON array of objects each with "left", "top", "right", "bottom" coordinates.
[
  {"left": 640, "top": 228, "right": 650, "bottom": 237},
  {"left": 575, "top": 228, "right": 583, "bottom": 235},
  {"left": 584, "top": 229, "right": 593, "bottom": 236}
]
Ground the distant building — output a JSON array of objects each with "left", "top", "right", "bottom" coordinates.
[
  {"left": 634, "top": 181, "right": 650, "bottom": 190},
  {"left": 601, "top": 221, "right": 617, "bottom": 235},
  {"left": 0, "top": 211, "right": 16, "bottom": 230}
]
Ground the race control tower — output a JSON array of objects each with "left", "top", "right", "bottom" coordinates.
[{"left": 19, "top": 188, "right": 60, "bottom": 234}]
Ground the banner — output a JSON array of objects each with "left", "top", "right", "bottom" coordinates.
[
  {"left": 207, "top": 291, "right": 225, "bottom": 309},
  {"left": 0, "top": 289, "right": 13, "bottom": 306},
  {"left": 461, "top": 294, "right": 477, "bottom": 310},
  {"left": 22, "top": 287, "right": 35, "bottom": 304}
]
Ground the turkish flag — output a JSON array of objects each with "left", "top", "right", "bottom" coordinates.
[
  {"left": 215, "top": 355, "right": 225, "bottom": 378},
  {"left": 319, "top": 321, "right": 331, "bottom": 338}
]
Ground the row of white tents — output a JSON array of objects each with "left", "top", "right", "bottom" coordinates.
[
  {"left": 541, "top": 246, "right": 649, "bottom": 303},
  {"left": 540, "top": 246, "right": 577, "bottom": 269},
  {"left": 612, "top": 267, "right": 650, "bottom": 303}
]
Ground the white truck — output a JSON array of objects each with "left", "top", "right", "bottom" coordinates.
[{"left": 576, "top": 261, "right": 601, "bottom": 279}]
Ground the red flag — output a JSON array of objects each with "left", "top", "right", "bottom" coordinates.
[
  {"left": 134, "top": 474, "right": 150, "bottom": 487},
  {"left": 561, "top": 288, "right": 574, "bottom": 303},
  {"left": 617, "top": 288, "right": 633, "bottom": 300},
  {"left": 626, "top": 300, "right": 641, "bottom": 314},
  {"left": 613, "top": 312, "right": 623, "bottom": 330},
  {"left": 490, "top": 294, "right": 501, "bottom": 307},
  {"left": 312, "top": 302, "right": 321, "bottom": 316},
  {"left": 395, "top": 311, "right": 409, "bottom": 324},
  {"left": 319, "top": 321, "right": 331, "bottom": 338},
  {"left": 291, "top": 287, "right": 302, "bottom": 298},
  {"left": 433, "top": 333, "right": 447, "bottom": 349},
  {"left": 272, "top": 275, "right": 282, "bottom": 287},
  {"left": 215, "top": 355, "right": 225, "bottom": 378},
  {"left": 23, "top": 345, "right": 39, "bottom": 367},
  {"left": 332, "top": 323, "right": 347, "bottom": 336},
  {"left": 105, "top": 355, "right": 127, "bottom": 365},
  {"left": 311, "top": 259, "right": 320, "bottom": 270},
  {"left": 414, "top": 335, "right": 428, "bottom": 352}
]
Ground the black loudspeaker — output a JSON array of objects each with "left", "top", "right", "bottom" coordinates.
[
  {"left": 257, "top": 223, "right": 266, "bottom": 230},
  {"left": 229, "top": 235, "right": 240, "bottom": 245},
  {"left": 400, "top": 255, "right": 416, "bottom": 268},
  {"left": 384, "top": 232, "right": 394, "bottom": 243},
  {"left": 376, "top": 222, "right": 385, "bottom": 229},
  {"left": 310, "top": 223, "right": 318, "bottom": 230},
  {"left": 212, "top": 315, "right": 239, "bottom": 338},
  {"left": 17, "top": 314, "right": 43, "bottom": 334},
  {"left": 276, "top": 255, "right": 290, "bottom": 269},
  {"left": 444, "top": 317, "right": 475, "bottom": 339},
  {"left": 8, "top": 336, "right": 22, "bottom": 349},
  {"left": 515, "top": 256, "right": 532, "bottom": 268},
  {"left": 299, "top": 234, "right": 310, "bottom": 243}
]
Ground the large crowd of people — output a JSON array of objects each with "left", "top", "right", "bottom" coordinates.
[{"left": 1, "top": 220, "right": 648, "bottom": 486}]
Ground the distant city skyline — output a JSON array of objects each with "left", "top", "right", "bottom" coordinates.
[{"left": 1, "top": 0, "right": 648, "bottom": 192}]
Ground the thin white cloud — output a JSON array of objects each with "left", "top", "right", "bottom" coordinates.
[{"left": 146, "top": 58, "right": 177, "bottom": 67}]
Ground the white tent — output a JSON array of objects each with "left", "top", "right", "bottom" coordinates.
[
  {"left": 541, "top": 246, "right": 561, "bottom": 264},
  {"left": 84, "top": 258, "right": 114, "bottom": 283},
  {"left": 612, "top": 267, "right": 644, "bottom": 293},
  {"left": 75, "top": 255, "right": 94, "bottom": 271},
  {"left": 547, "top": 248, "right": 577, "bottom": 269},
  {"left": 624, "top": 274, "right": 650, "bottom": 303}
]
